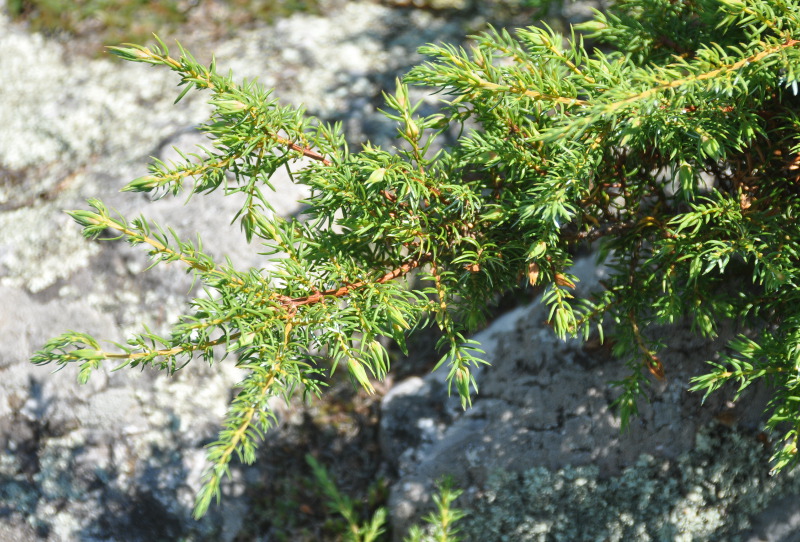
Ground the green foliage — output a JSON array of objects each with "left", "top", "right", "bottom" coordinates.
[
  {"left": 30, "top": 0, "right": 800, "bottom": 520},
  {"left": 403, "top": 478, "right": 465, "bottom": 542},
  {"left": 307, "top": 454, "right": 464, "bottom": 542},
  {"left": 307, "top": 454, "right": 387, "bottom": 542}
]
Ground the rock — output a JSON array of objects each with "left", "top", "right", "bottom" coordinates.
[
  {"left": 743, "top": 494, "right": 800, "bottom": 542},
  {"left": 458, "top": 426, "right": 800, "bottom": 541},
  {"left": 381, "top": 257, "right": 795, "bottom": 540},
  {"left": 0, "top": 284, "right": 246, "bottom": 540}
]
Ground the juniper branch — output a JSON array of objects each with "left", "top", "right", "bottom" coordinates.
[{"left": 32, "top": 0, "right": 800, "bottom": 516}]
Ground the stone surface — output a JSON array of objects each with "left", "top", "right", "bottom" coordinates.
[
  {"left": 457, "top": 425, "right": 800, "bottom": 541},
  {"left": 381, "top": 259, "right": 798, "bottom": 540},
  {"left": 0, "top": 284, "right": 246, "bottom": 540}
]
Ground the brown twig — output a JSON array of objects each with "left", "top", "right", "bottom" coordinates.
[
  {"left": 279, "top": 254, "right": 433, "bottom": 308},
  {"left": 628, "top": 310, "right": 666, "bottom": 381},
  {"left": 283, "top": 139, "right": 332, "bottom": 166}
]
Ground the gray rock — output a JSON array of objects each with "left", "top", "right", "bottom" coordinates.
[
  {"left": 458, "top": 427, "right": 800, "bottom": 541},
  {"left": 0, "top": 284, "right": 246, "bottom": 540},
  {"left": 381, "top": 258, "right": 792, "bottom": 540}
]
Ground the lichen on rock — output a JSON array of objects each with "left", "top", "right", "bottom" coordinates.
[{"left": 461, "top": 424, "right": 800, "bottom": 541}]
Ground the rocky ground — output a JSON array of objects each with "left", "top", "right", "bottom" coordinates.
[{"left": 2, "top": 1, "right": 800, "bottom": 541}]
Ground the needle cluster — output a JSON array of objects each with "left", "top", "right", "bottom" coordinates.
[{"left": 32, "top": 0, "right": 800, "bottom": 517}]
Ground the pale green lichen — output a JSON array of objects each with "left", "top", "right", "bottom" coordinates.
[
  {"left": 0, "top": 205, "right": 100, "bottom": 293},
  {"left": 461, "top": 424, "right": 800, "bottom": 541}
]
